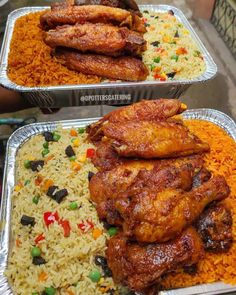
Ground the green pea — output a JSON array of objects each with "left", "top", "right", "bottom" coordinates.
[
  {"left": 69, "top": 156, "right": 76, "bottom": 162},
  {"left": 78, "top": 127, "right": 85, "bottom": 134},
  {"left": 42, "top": 149, "right": 50, "bottom": 157},
  {"left": 45, "top": 287, "right": 56, "bottom": 295},
  {"left": 89, "top": 270, "right": 101, "bottom": 282},
  {"left": 33, "top": 194, "right": 40, "bottom": 205},
  {"left": 153, "top": 56, "right": 160, "bottom": 63},
  {"left": 43, "top": 142, "right": 49, "bottom": 149},
  {"left": 108, "top": 227, "right": 118, "bottom": 237},
  {"left": 32, "top": 293, "right": 39, "bottom": 295},
  {"left": 69, "top": 201, "right": 78, "bottom": 210},
  {"left": 150, "top": 64, "right": 155, "bottom": 71},
  {"left": 24, "top": 179, "right": 30, "bottom": 186},
  {"left": 24, "top": 160, "right": 31, "bottom": 169},
  {"left": 31, "top": 246, "right": 41, "bottom": 257},
  {"left": 171, "top": 55, "right": 179, "bottom": 62},
  {"left": 53, "top": 133, "right": 61, "bottom": 142}
]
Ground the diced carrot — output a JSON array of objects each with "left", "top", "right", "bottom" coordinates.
[
  {"left": 41, "top": 179, "right": 54, "bottom": 192},
  {"left": 176, "top": 47, "right": 188, "bottom": 55},
  {"left": 70, "top": 129, "right": 78, "bottom": 137},
  {"left": 38, "top": 271, "right": 48, "bottom": 282},
  {"left": 67, "top": 290, "right": 75, "bottom": 295},
  {"left": 71, "top": 162, "right": 81, "bottom": 172},
  {"left": 92, "top": 228, "right": 103, "bottom": 240},
  {"left": 35, "top": 174, "right": 43, "bottom": 186},
  {"left": 16, "top": 239, "right": 21, "bottom": 247},
  {"left": 162, "top": 35, "right": 171, "bottom": 42},
  {"left": 45, "top": 155, "right": 54, "bottom": 163}
]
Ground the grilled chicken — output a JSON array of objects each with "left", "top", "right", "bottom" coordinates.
[
  {"left": 103, "top": 121, "right": 210, "bottom": 158},
  {"left": 106, "top": 228, "right": 204, "bottom": 291},
  {"left": 115, "top": 176, "right": 230, "bottom": 242},
  {"left": 87, "top": 99, "right": 187, "bottom": 143},
  {"left": 45, "top": 23, "right": 146, "bottom": 57},
  {"left": 40, "top": 5, "right": 145, "bottom": 33},
  {"left": 196, "top": 203, "right": 233, "bottom": 253},
  {"left": 54, "top": 48, "right": 148, "bottom": 81}
]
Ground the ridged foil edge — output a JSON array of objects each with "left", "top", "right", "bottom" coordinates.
[
  {"left": 0, "top": 109, "right": 235, "bottom": 295},
  {"left": 0, "top": 5, "right": 217, "bottom": 92}
]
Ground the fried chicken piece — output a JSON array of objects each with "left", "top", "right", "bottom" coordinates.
[
  {"left": 92, "top": 156, "right": 204, "bottom": 225},
  {"left": 196, "top": 203, "right": 233, "bottom": 253},
  {"left": 91, "top": 142, "right": 126, "bottom": 170},
  {"left": 115, "top": 176, "right": 230, "bottom": 242},
  {"left": 87, "top": 99, "right": 186, "bottom": 143},
  {"left": 90, "top": 154, "right": 203, "bottom": 203},
  {"left": 54, "top": 48, "right": 148, "bottom": 81},
  {"left": 51, "top": 0, "right": 142, "bottom": 16},
  {"left": 89, "top": 160, "right": 156, "bottom": 204},
  {"left": 103, "top": 121, "right": 210, "bottom": 158},
  {"left": 106, "top": 228, "right": 204, "bottom": 291},
  {"left": 40, "top": 5, "right": 145, "bottom": 33},
  {"left": 45, "top": 23, "right": 146, "bottom": 57}
]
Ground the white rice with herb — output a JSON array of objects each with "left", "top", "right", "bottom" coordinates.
[
  {"left": 142, "top": 10, "right": 206, "bottom": 81},
  {"left": 5, "top": 128, "right": 124, "bottom": 295}
]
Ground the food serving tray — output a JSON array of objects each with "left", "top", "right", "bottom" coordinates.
[
  {"left": 0, "top": 108, "right": 235, "bottom": 295},
  {"left": 0, "top": 5, "right": 217, "bottom": 107}
]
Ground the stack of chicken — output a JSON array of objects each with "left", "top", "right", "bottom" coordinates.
[
  {"left": 40, "top": 0, "right": 149, "bottom": 81},
  {"left": 87, "top": 99, "right": 233, "bottom": 294}
]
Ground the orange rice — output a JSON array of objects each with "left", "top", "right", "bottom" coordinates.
[
  {"left": 161, "top": 119, "right": 236, "bottom": 290},
  {"left": 7, "top": 11, "right": 101, "bottom": 87}
]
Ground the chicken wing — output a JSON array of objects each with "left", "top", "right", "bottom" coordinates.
[
  {"left": 87, "top": 99, "right": 187, "bottom": 143},
  {"left": 106, "top": 228, "right": 204, "bottom": 291},
  {"left": 115, "top": 176, "right": 230, "bottom": 242},
  {"left": 103, "top": 121, "right": 210, "bottom": 158},
  {"left": 45, "top": 23, "right": 146, "bottom": 57},
  {"left": 196, "top": 203, "right": 233, "bottom": 253},
  {"left": 40, "top": 5, "right": 145, "bottom": 33},
  {"left": 54, "top": 48, "right": 148, "bottom": 81}
]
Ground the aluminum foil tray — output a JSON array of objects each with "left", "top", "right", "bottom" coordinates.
[
  {"left": 0, "top": 108, "right": 235, "bottom": 294},
  {"left": 0, "top": 5, "right": 217, "bottom": 107}
]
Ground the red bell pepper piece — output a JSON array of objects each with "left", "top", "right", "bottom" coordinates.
[
  {"left": 34, "top": 233, "right": 45, "bottom": 244},
  {"left": 59, "top": 219, "right": 71, "bottom": 237},
  {"left": 77, "top": 220, "right": 94, "bottom": 233},
  {"left": 44, "top": 211, "right": 59, "bottom": 227},
  {"left": 86, "top": 148, "right": 95, "bottom": 159}
]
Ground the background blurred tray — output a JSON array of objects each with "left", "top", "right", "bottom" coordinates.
[
  {"left": 0, "top": 5, "right": 217, "bottom": 107},
  {"left": 0, "top": 108, "right": 235, "bottom": 294}
]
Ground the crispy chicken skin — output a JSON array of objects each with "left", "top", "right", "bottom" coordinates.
[
  {"left": 45, "top": 23, "right": 146, "bottom": 57},
  {"left": 115, "top": 176, "right": 230, "bottom": 242},
  {"left": 87, "top": 99, "right": 187, "bottom": 143},
  {"left": 103, "top": 121, "right": 210, "bottom": 158},
  {"left": 54, "top": 48, "right": 148, "bottom": 81},
  {"left": 106, "top": 228, "right": 204, "bottom": 291},
  {"left": 40, "top": 5, "right": 146, "bottom": 33},
  {"left": 196, "top": 203, "right": 233, "bottom": 253}
]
